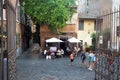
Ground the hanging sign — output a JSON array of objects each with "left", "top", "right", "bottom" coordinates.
[
  {"left": 99, "top": 36, "right": 103, "bottom": 44},
  {"left": 117, "top": 26, "right": 120, "bottom": 36}
]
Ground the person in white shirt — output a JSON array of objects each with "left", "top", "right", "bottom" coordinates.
[
  {"left": 57, "top": 48, "right": 61, "bottom": 57},
  {"left": 74, "top": 46, "right": 78, "bottom": 56},
  {"left": 44, "top": 49, "right": 47, "bottom": 56},
  {"left": 60, "top": 48, "right": 64, "bottom": 57}
]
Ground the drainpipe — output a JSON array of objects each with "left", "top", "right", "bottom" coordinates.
[{"left": 0, "top": 0, "right": 4, "bottom": 80}]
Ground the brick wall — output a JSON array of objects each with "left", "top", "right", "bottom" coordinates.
[{"left": 40, "top": 25, "right": 77, "bottom": 50}]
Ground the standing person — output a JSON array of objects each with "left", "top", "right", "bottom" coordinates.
[
  {"left": 70, "top": 51, "right": 74, "bottom": 65},
  {"left": 77, "top": 47, "right": 81, "bottom": 54},
  {"left": 88, "top": 51, "right": 91, "bottom": 67},
  {"left": 88, "top": 50, "right": 95, "bottom": 71},
  {"left": 80, "top": 50, "right": 86, "bottom": 67},
  {"left": 74, "top": 46, "right": 78, "bottom": 56},
  {"left": 92, "top": 51, "right": 96, "bottom": 69},
  {"left": 66, "top": 46, "right": 71, "bottom": 55},
  {"left": 43, "top": 48, "right": 47, "bottom": 57},
  {"left": 46, "top": 49, "right": 51, "bottom": 60}
]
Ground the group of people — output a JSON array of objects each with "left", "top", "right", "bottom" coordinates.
[
  {"left": 43, "top": 48, "right": 64, "bottom": 59},
  {"left": 43, "top": 46, "right": 96, "bottom": 71},
  {"left": 66, "top": 46, "right": 81, "bottom": 56},
  {"left": 69, "top": 50, "right": 96, "bottom": 71}
]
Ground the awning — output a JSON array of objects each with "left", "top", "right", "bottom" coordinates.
[
  {"left": 46, "top": 37, "right": 63, "bottom": 43},
  {"left": 68, "top": 37, "right": 81, "bottom": 43}
]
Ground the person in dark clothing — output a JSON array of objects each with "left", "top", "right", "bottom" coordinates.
[
  {"left": 80, "top": 51, "right": 86, "bottom": 67},
  {"left": 70, "top": 51, "right": 74, "bottom": 65},
  {"left": 3, "top": 50, "right": 7, "bottom": 58}
]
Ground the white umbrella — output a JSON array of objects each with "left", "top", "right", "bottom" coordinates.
[
  {"left": 46, "top": 37, "right": 63, "bottom": 43},
  {"left": 68, "top": 37, "right": 81, "bottom": 43}
]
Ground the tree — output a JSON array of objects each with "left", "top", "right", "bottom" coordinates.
[
  {"left": 91, "top": 32, "right": 96, "bottom": 51},
  {"left": 20, "top": 0, "right": 76, "bottom": 33}
]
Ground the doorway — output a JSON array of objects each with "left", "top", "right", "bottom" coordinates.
[{"left": 60, "top": 37, "right": 68, "bottom": 55}]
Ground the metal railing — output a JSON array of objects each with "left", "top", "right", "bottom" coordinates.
[
  {"left": 95, "top": 7, "right": 120, "bottom": 80},
  {"left": 95, "top": 49, "right": 120, "bottom": 80}
]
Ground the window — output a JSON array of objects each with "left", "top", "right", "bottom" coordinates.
[{"left": 79, "top": 20, "right": 84, "bottom": 30}]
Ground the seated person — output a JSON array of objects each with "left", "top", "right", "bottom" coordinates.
[
  {"left": 60, "top": 48, "right": 64, "bottom": 57},
  {"left": 56, "top": 48, "right": 61, "bottom": 57},
  {"left": 46, "top": 52, "right": 51, "bottom": 60},
  {"left": 43, "top": 49, "right": 47, "bottom": 56},
  {"left": 51, "top": 51, "right": 55, "bottom": 59}
]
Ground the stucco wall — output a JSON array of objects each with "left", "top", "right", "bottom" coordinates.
[{"left": 78, "top": 20, "right": 95, "bottom": 47}]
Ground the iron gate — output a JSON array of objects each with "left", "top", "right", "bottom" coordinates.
[{"left": 95, "top": 7, "right": 120, "bottom": 80}]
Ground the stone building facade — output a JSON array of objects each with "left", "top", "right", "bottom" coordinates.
[{"left": 77, "top": 0, "right": 120, "bottom": 50}]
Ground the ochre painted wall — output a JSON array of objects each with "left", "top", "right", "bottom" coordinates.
[{"left": 78, "top": 20, "right": 96, "bottom": 48}]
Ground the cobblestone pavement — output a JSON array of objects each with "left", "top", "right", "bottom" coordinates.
[{"left": 17, "top": 48, "right": 95, "bottom": 80}]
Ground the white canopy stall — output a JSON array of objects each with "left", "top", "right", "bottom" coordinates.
[
  {"left": 45, "top": 37, "right": 63, "bottom": 51},
  {"left": 68, "top": 37, "right": 81, "bottom": 52},
  {"left": 68, "top": 37, "right": 81, "bottom": 43},
  {"left": 46, "top": 37, "right": 63, "bottom": 43}
]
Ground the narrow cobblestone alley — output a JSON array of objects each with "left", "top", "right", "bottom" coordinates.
[{"left": 17, "top": 45, "right": 95, "bottom": 80}]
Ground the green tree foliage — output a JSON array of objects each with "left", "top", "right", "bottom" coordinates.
[
  {"left": 20, "top": 0, "right": 76, "bottom": 33},
  {"left": 91, "top": 32, "right": 96, "bottom": 51},
  {"left": 91, "top": 32, "right": 96, "bottom": 39}
]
